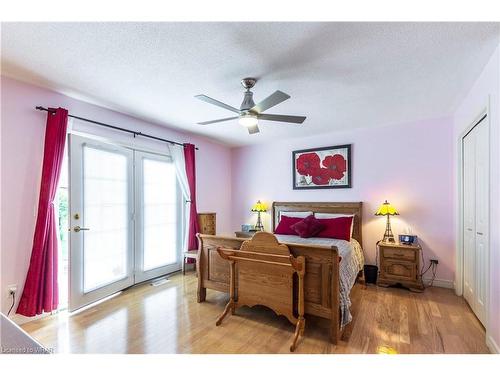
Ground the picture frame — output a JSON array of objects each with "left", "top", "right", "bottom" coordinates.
[{"left": 292, "top": 144, "right": 352, "bottom": 189}]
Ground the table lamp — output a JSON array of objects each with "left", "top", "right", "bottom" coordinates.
[
  {"left": 251, "top": 200, "right": 267, "bottom": 231},
  {"left": 375, "top": 200, "right": 399, "bottom": 243}
]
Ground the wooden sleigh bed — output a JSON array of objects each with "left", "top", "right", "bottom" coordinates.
[{"left": 196, "top": 201, "right": 363, "bottom": 344}]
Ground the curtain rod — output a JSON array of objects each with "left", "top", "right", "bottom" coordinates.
[{"left": 35, "top": 106, "right": 198, "bottom": 150}]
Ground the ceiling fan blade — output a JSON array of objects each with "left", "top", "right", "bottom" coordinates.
[
  {"left": 250, "top": 90, "right": 290, "bottom": 113},
  {"left": 198, "top": 116, "right": 239, "bottom": 125},
  {"left": 247, "top": 124, "right": 260, "bottom": 134},
  {"left": 257, "top": 114, "right": 306, "bottom": 124},
  {"left": 195, "top": 95, "right": 241, "bottom": 114}
]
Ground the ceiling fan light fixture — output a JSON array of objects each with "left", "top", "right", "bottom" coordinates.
[{"left": 238, "top": 114, "right": 258, "bottom": 128}]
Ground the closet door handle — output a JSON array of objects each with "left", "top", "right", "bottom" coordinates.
[
  {"left": 466, "top": 228, "right": 473, "bottom": 231},
  {"left": 476, "top": 232, "right": 483, "bottom": 235}
]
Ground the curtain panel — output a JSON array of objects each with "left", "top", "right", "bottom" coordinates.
[
  {"left": 183, "top": 143, "right": 200, "bottom": 250},
  {"left": 168, "top": 144, "right": 190, "bottom": 251},
  {"left": 17, "top": 108, "right": 68, "bottom": 317},
  {"left": 169, "top": 142, "right": 199, "bottom": 252}
]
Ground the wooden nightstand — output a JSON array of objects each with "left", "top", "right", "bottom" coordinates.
[
  {"left": 234, "top": 231, "right": 256, "bottom": 238},
  {"left": 377, "top": 241, "right": 424, "bottom": 292}
]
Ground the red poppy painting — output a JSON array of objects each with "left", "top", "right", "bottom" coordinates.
[{"left": 292, "top": 144, "right": 351, "bottom": 189}]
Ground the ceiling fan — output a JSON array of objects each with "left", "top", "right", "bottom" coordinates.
[{"left": 195, "top": 77, "right": 306, "bottom": 134}]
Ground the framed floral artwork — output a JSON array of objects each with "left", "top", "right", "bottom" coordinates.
[{"left": 292, "top": 144, "right": 351, "bottom": 189}]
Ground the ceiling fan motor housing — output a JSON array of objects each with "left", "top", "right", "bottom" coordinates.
[
  {"left": 240, "top": 77, "right": 257, "bottom": 112},
  {"left": 240, "top": 91, "right": 256, "bottom": 111},
  {"left": 241, "top": 77, "right": 257, "bottom": 90}
]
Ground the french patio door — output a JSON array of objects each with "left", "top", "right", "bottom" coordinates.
[
  {"left": 134, "top": 151, "right": 182, "bottom": 283},
  {"left": 69, "top": 135, "right": 181, "bottom": 312}
]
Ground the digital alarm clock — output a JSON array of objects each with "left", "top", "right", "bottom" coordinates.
[{"left": 399, "top": 234, "right": 418, "bottom": 245}]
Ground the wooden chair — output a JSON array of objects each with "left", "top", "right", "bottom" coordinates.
[
  {"left": 183, "top": 213, "right": 215, "bottom": 275},
  {"left": 182, "top": 250, "right": 198, "bottom": 275},
  {"left": 216, "top": 232, "right": 306, "bottom": 352}
]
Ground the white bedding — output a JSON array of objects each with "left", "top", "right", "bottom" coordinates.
[{"left": 274, "top": 234, "right": 365, "bottom": 328}]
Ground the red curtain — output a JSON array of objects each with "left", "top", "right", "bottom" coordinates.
[
  {"left": 184, "top": 143, "right": 200, "bottom": 250},
  {"left": 17, "top": 108, "right": 68, "bottom": 317}
]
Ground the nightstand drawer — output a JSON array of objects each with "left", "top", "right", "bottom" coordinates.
[
  {"left": 382, "top": 247, "right": 416, "bottom": 261},
  {"left": 382, "top": 260, "right": 417, "bottom": 281}
]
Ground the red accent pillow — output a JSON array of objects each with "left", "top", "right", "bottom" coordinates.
[
  {"left": 274, "top": 215, "right": 305, "bottom": 235},
  {"left": 291, "top": 215, "right": 325, "bottom": 238},
  {"left": 317, "top": 216, "right": 353, "bottom": 241}
]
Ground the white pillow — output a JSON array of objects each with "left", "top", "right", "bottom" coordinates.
[
  {"left": 314, "top": 213, "right": 354, "bottom": 219},
  {"left": 278, "top": 211, "right": 313, "bottom": 221},
  {"left": 314, "top": 213, "right": 355, "bottom": 238}
]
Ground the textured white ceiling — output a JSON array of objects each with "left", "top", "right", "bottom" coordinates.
[{"left": 1, "top": 22, "right": 499, "bottom": 146}]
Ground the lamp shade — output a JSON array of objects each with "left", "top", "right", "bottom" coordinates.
[
  {"left": 375, "top": 200, "right": 399, "bottom": 216},
  {"left": 251, "top": 200, "right": 267, "bottom": 212}
]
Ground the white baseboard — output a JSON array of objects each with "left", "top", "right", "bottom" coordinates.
[
  {"left": 423, "top": 277, "right": 455, "bottom": 289},
  {"left": 486, "top": 335, "right": 500, "bottom": 354},
  {"left": 10, "top": 312, "right": 52, "bottom": 326}
]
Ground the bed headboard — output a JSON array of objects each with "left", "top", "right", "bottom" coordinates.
[{"left": 272, "top": 202, "right": 363, "bottom": 244}]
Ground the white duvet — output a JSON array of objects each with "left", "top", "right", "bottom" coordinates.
[{"left": 274, "top": 234, "right": 365, "bottom": 328}]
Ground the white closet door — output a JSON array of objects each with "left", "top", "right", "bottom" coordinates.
[
  {"left": 462, "top": 115, "right": 488, "bottom": 327},
  {"left": 473, "top": 119, "right": 489, "bottom": 326},
  {"left": 463, "top": 130, "right": 476, "bottom": 307}
]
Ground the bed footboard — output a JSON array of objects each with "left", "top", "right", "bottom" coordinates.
[{"left": 196, "top": 233, "right": 342, "bottom": 344}]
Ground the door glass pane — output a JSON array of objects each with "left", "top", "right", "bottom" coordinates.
[
  {"left": 142, "top": 158, "right": 178, "bottom": 271},
  {"left": 56, "top": 146, "right": 69, "bottom": 309},
  {"left": 83, "top": 146, "right": 129, "bottom": 292}
]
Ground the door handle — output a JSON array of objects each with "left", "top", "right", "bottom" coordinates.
[
  {"left": 466, "top": 228, "right": 473, "bottom": 231},
  {"left": 73, "top": 226, "right": 90, "bottom": 233},
  {"left": 476, "top": 232, "right": 483, "bottom": 235}
]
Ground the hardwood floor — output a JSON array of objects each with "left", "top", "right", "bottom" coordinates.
[{"left": 20, "top": 273, "right": 490, "bottom": 354}]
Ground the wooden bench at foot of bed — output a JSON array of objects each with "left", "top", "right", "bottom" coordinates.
[{"left": 196, "top": 233, "right": 342, "bottom": 344}]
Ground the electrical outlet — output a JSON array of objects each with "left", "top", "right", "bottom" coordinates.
[
  {"left": 7, "top": 284, "right": 17, "bottom": 295},
  {"left": 430, "top": 259, "right": 439, "bottom": 265}
]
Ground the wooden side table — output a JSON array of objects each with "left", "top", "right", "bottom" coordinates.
[
  {"left": 234, "top": 231, "right": 256, "bottom": 238},
  {"left": 377, "top": 241, "right": 424, "bottom": 292},
  {"left": 182, "top": 213, "right": 216, "bottom": 275},
  {"left": 182, "top": 250, "right": 198, "bottom": 275}
]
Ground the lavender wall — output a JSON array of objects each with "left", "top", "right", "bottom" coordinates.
[
  {"left": 231, "top": 118, "right": 455, "bottom": 283},
  {"left": 453, "top": 44, "right": 500, "bottom": 352},
  {"left": 0, "top": 76, "right": 233, "bottom": 314}
]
